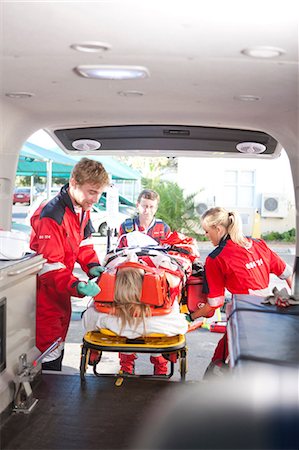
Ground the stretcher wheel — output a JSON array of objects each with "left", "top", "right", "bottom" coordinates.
[
  {"left": 179, "top": 349, "right": 187, "bottom": 381},
  {"left": 80, "top": 345, "right": 89, "bottom": 383}
]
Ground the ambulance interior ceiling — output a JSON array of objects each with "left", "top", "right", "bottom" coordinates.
[{"left": 1, "top": 1, "right": 298, "bottom": 162}]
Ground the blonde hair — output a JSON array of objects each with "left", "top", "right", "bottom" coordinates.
[
  {"left": 201, "top": 207, "right": 250, "bottom": 249},
  {"left": 71, "top": 157, "right": 110, "bottom": 187},
  {"left": 113, "top": 267, "right": 151, "bottom": 334}
]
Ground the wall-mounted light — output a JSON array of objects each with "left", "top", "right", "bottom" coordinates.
[{"left": 74, "top": 65, "right": 150, "bottom": 80}]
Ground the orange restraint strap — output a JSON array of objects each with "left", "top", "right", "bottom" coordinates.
[{"left": 94, "top": 261, "right": 183, "bottom": 315}]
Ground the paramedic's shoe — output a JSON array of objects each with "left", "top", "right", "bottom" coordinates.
[
  {"left": 150, "top": 355, "right": 168, "bottom": 375},
  {"left": 88, "top": 349, "right": 101, "bottom": 366},
  {"left": 119, "top": 353, "right": 136, "bottom": 374}
]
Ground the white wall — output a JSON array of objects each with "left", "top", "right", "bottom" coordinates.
[{"left": 177, "top": 150, "right": 295, "bottom": 236}]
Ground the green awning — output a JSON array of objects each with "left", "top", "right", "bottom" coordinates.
[{"left": 18, "top": 142, "right": 141, "bottom": 180}]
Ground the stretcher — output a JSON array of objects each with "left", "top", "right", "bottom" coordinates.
[
  {"left": 80, "top": 329, "right": 187, "bottom": 385},
  {"left": 80, "top": 236, "right": 206, "bottom": 385}
]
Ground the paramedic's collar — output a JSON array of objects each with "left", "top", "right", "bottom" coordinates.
[
  {"left": 136, "top": 215, "right": 156, "bottom": 233},
  {"left": 218, "top": 234, "right": 230, "bottom": 247}
]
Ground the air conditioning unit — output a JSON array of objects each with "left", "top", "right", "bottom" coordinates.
[
  {"left": 195, "top": 202, "right": 209, "bottom": 215},
  {"left": 261, "top": 194, "right": 288, "bottom": 218}
]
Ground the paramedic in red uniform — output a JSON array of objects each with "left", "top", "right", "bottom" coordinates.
[
  {"left": 117, "top": 189, "right": 171, "bottom": 247},
  {"left": 116, "top": 189, "right": 171, "bottom": 373},
  {"left": 30, "top": 158, "right": 110, "bottom": 371},
  {"left": 187, "top": 207, "right": 293, "bottom": 375}
]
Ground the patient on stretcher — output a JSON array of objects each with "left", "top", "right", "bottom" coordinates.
[{"left": 82, "top": 231, "right": 202, "bottom": 374}]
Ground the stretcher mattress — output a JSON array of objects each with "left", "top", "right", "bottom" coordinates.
[{"left": 227, "top": 294, "right": 299, "bottom": 367}]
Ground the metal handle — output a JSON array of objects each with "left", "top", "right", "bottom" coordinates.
[{"left": 7, "top": 259, "right": 46, "bottom": 276}]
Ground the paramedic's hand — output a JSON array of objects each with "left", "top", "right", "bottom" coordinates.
[
  {"left": 89, "top": 265, "right": 105, "bottom": 278},
  {"left": 77, "top": 281, "right": 100, "bottom": 297},
  {"left": 185, "top": 313, "right": 194, "bottom": 323}
]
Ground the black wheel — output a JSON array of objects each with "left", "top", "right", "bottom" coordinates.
[
  {"left": 80, "top": 346, "right": 88, "bottom": 383},
  {"left": 179, "top": 349, "right": 187, "bottom": 382}
]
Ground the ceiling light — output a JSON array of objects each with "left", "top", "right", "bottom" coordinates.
[
  {"left": 241, "top": 46, "right": 285, "bottom": 58},
  {"left": 236, "top": 142, "right": 266, "bottom": 154},
  {"left": 234, "top": 95, "right": 260, "bottom": 102},
  {"left": 5, "top": 92, "right": 35, "bottom": 98},
  {"left": 72, "top": 139, "right": 101, "bottom": 151},
  {"left": 74, "top": 65, "right": 150, "bottom": 80},
  {"left": 70, "top": 42, "right": 111, "bottom": 52},
  {"left": 118, "top": 90, "right": 144, "bottom": 97}
]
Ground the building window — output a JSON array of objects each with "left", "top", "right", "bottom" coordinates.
[{"left": 224, "top": 170, "right": 255, "bottom": 207}]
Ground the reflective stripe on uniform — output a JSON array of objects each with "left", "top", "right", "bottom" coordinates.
[
  {"left": 79, "top": 237, "right": 94, "bottom": 247},
  {"left": 279, "top": 264, "right": 293, "bottom": 280},
  {"left": 208, "top": 295, "right": 225, "bottom": 308},
  {"left": 39, "top": 262, "right": 66, "bottom": 276}
]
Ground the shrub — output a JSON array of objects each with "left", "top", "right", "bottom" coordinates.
[{"left": 262, "top": 228, "right": 296, "bottom": 243}]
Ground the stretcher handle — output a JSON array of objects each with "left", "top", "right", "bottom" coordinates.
[{"left": 117, "top": 261, "right": 184, "bottom": 279}]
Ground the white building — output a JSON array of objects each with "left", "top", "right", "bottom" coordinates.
[{"left": 177, "top": 150, "right": 295, "bottom": 236}]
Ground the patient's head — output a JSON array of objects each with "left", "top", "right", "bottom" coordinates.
[
  {"left": 113, "top": 267, "right": 151, "bottom": 333},
  {"left": 114, "top": 267, "right": 144, "bottom": 304}
]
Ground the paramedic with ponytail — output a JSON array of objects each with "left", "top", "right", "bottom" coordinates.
[
  {"left": 30, "top": 158, "right": 110, "bottom": 371},
  {"left": 118, "top": 189, "right": 171, "bottom": 248},
  {"left": 189, "top": 207, "right": 292, "bottom": 374}
]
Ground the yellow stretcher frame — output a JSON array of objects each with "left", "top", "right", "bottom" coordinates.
[{"left": 80, "top": 330, "right": 187, "bottom": 385}]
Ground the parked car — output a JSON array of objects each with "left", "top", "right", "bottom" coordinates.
[
  {"left": 90, "top": 203, "right": 134, "bottom": 236},
  {"left": 13, "top": 187, "right": 32, "bottom": 205}
]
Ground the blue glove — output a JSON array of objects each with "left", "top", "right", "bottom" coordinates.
[
  {"left": 185, "top": 313, "right": 194, "bottom": 323},
  {"left": 77, "top": 281, "right": 100, "bottom": 297},
  {"left": 89, "top": 266, "right": 105, "bottom": 277}
]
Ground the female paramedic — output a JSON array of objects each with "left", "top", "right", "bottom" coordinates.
[
  {"left": 82, "top": 243, "right": 190, "bottom": 375},
  {"left": 187, "top": 207, "right": 293, "bottom": 375},
  {"left": 30, "top": 158, "right": 110, "bottom": 371}
]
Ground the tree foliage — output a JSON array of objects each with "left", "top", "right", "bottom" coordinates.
[{"left": 142, "top": 177, "right": 202, "bottom": 239}]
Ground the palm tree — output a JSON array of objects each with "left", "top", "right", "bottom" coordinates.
[{"left": 142, "top": 178, "right": 202, "bottom": 239}]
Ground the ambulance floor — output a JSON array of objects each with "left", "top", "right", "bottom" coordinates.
[{"left": 1, "top": 373, "right": 189, "bottom": 450}]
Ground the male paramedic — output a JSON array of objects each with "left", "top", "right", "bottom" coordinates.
[
  {"left": 30, "top": 158, "right": 110, "bottom": 370},
  {"left": 116, "top": 188, "right": 171, "bottom": 374},
  {"left": 118, "top": 188, "right": 171, "bottom": 247}
]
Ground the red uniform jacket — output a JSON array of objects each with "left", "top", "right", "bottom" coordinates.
[
  {"left": 30, "top": 184, "right": 100, "bottom": 353},
  {"left": 118, "top": 216, "right": 170, "bottom": 247}
]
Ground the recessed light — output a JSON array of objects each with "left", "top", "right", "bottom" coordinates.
[
  {"left": 5, "top": 92, "right": 35, "bottom": 98},
  {"left": 74, "top": 65, "right": 150, "bottom": 80},
  {"left": 118, "top": 90, "right": 144, "bottom": 97},
  {"left": 236, "top": 142, "right": 266, "bottom": 154},
  {"left": 241, "top": 46, "right": 285, "bottom": 58},
  {"left": 70, "top": 42, "right": 111, "bottom": 52},
  {"left": 234, "top": 94, "right": 261, "bottom": 102},
  {"left": 72, "top": 139, "right": 101, "bottom": 151}
]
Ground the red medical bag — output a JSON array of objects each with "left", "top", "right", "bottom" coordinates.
[{"left": 186, "top": 275, "right": 208, "bottom": 312}]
